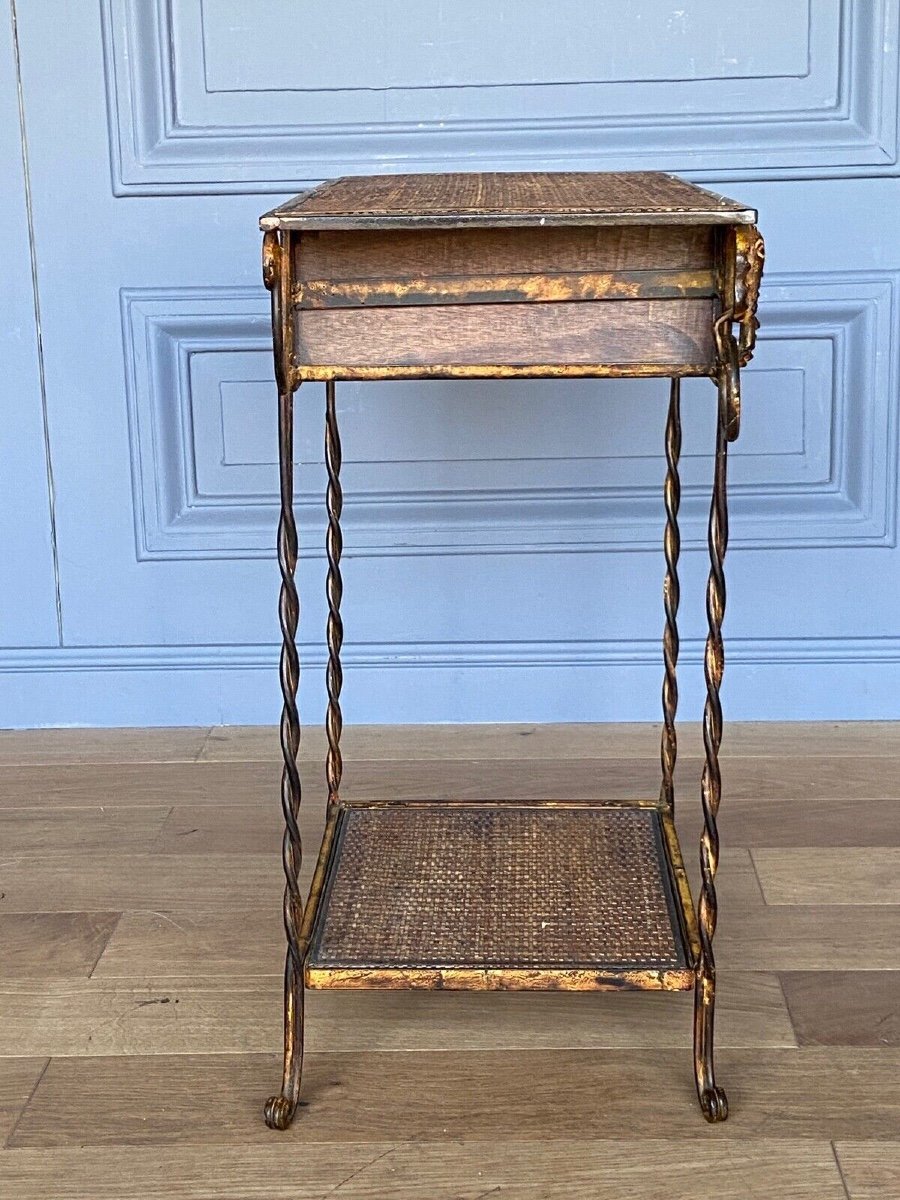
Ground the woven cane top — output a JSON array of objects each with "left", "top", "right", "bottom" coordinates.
[
  {"left": 260, "top": 171, "right": 756, "bottom": 231},
  {"left": 309, "top": 804, "right": 688, "bottom": 971}
]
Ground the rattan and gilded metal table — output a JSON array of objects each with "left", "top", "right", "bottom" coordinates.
[{"left": 258, "top": 171, "right": 764, "bottom": 1129}]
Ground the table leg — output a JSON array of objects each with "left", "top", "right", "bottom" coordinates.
[
  {"left": 693, "top": 336, "right": 736, "bottom": 1123},
  {"left": 263, "top": 230, "right": 306, "bottom": 1131},
  {"left": 659, "top": 378, "right": 681, "bottom": 813},
  {"left": 325, "top": 380, "right": 344, "bottom": 807}
]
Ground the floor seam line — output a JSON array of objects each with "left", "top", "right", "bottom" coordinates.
[
  {"left": 3, "top": 1057, "right": 49, "bottom": 1149},
  {"left": 831, "top": 1140, "right": 852, "bottom": 1200}
]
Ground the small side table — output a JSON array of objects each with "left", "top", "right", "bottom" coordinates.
[{"left": 259, "top": 172, "right": 764, "bottom": 1129}]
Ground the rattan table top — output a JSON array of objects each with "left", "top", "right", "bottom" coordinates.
[{"left": 261, "top": 171, "right": 756, "bottom": 231}]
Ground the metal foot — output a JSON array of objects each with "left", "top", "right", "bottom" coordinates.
[
  {"left": 699, "top": 1085, "right": 729, "bottom": 1123},
  {"left": 691, "top": 332, "right": 736, "bottom": 1126},
  {"left": 694, "top": 970, "right": 728, "bottom": 1122},
  {"left": 264, "top": 1094, "right": 295, "bottom": 1131},
  {"left": 264, "top": 951, "right": 304, "bottom": 1130}
]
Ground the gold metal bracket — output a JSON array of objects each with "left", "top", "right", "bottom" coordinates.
[
  {"left": 733, "top": 226, "right": 765, "bottom": 367},
  {"left": 714, "top": 312, "right": 741, "bottom": 443}
]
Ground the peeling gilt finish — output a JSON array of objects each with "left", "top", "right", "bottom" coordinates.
[
  {"left": 259, "top": 171, "right": 762, "bottom": 1130},
  {"left": 734, "top": 225, "right": 766, "bottom": 365},
  {"left": 291, "top": 361, "right": 716, "bottom": 383},
  {"left": 306, "top": 965, "right": 696, "bottom": 991},
  {"left": 296, "top": 267, "right": 718, "bottom": 309}
]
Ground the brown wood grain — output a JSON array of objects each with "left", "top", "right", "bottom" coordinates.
[
  {"left": 150, "top": 804, "right": 283, "bottom": 855},
  {"left": 779, "top": 971, "right": 900, "bottom": 1046},
  {"left": 12, "top": 1048, "right": 900, "bottom": 1146},
  {"left": 0, "top": 853, "right": 282, "bottom": 912},
  {"left": 0, "top": 1141, "right": 846, "bottom": 1200},
  {"left": 0, "top": 972, "right": 792, "bottom": 1058},
  {"left": 0, "top": 720, "right": 889, "bottom": 768},
  {"left": 834, "top": 1142, "right": 900, "bottom": 1199},
  {"left": 0, "top": 913, "right": 120, "bottom": 980},
  {"left": 0, "top": 1058, "right": 47, "bottom": 1146},
  {"left": 753, "top": 849, "right": 900, "bottom": 905},
  {"left": 197, "top": 720, "right": 900, "bottom": 761},
  {"left": 298, "top": 224, "right": 715, "bottom": 283},
  {"left": 0, "top": 727, "right": 208, "bottom": 766},
  {"left": 4, "top": 722, "right": 900, "bottom": 1196},
  {"left": 294, "top": 298, "right": 716, "bottom": 369},
  {"left": 717, "top": 906, "right": 900, "bottom": 971},
  {"left": 90, "top": 909, "right": 284, "bottom": 979},
  {"left": 7, "top": 754, "right": 900, "bottom": 815},
  {"left": 0, "top": 761, "right": 279, "bottom": 810},
  {"left": 0, "top": 1144, "right": 377, "bottom": 1200},
  {"left": 705, "top": 796, "right": 900, "bottom": 848},
  {"left": 0, "top": 805, "right": 170, "bottom": 854}
]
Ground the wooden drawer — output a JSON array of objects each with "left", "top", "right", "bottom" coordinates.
[{"left": 291, "top": 224, "right": 720, "bottom": 378}]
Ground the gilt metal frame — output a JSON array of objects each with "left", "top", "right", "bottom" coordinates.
[{"left": 260, "top": 218, "right": 763, "bottom": 1132}]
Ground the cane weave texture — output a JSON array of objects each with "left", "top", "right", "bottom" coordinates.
[
  {"left": 309, "top": 804, "right": 687, "bottom": 971},
  {"left": 261, "top": 171, "right": 756, "bottom": 230}
]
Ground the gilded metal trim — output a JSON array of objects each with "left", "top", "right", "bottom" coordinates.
[
  {"left": 734, "top": 225, "right": 766, "bottom": 366},
  {"left": 294, "top": 362, "right": 716, "bottom": 384},
  {"left": 296, "top": 268, "right": 718, "bottom": 309},
  {"left": 307, "top": 964, "right": 695, "bottom": 991},
  {"left": 660, "top": 809, "right": 700, "bottom": 969}
]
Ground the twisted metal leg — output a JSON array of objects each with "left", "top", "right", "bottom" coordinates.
[
  {"left": 693, "top": 366, "right": 732, "bottom": 1124},
  {"left": 659, "top": 379, "right": 681, "bottom": 812},
  {"left": 264, "top": 383, "right": 305, "bottom": 1131},
  {"left": 325, "top": 380, "right": 344, "bottom": 807},
  {"left": 262, "top": 229, "right": 305, "bottom": 1131}
]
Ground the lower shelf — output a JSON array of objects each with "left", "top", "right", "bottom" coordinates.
[{"left": 305, "top": 800, "right": 698, "bottom": 992}]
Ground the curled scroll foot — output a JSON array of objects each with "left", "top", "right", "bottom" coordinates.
[
  {"left": 699, "top": 1085, "right": 729, "bottom": 1123},
  {"left": 264, "top": 1094, "right": 296, "bottom": 1131}
]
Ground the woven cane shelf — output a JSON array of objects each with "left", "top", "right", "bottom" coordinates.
[{"left": 305, "top": 801, "right": 698, "bottom": 991}]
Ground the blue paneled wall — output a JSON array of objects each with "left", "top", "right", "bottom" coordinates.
[{"left": 4, "top": 1, "right": 900, "bottom": 726}]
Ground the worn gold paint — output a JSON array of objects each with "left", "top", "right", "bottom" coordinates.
[
  {"left": 345, "top": 797, "right": 663, "bottom": 810},
  {"left": 661, "top": 809, "right": 700, "bottom": 968},
  {"left": 296, "top": 268, "right": 717, "bottom": 309},
  {"left": 305, "top": 965, "right": 695, "bottom": 992},
  {"left": 733, "top": 224, "right": 765, "bottom": 365},
  {"left": 292, "top": 362, "right": 715, "bottom": 384},
  {"left": 297, "top": 806, "right": 341, "bottom": 951}
]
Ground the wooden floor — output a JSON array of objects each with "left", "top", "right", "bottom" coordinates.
[{"left": 1, "top": 721, "right": 899, "bottom": 1198}]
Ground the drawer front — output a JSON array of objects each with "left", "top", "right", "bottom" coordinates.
[
  {"left": 295, "top": 300, "right": 716, "bottom": 374},
  {"left": 291, "top": 225, "right": 719, "bottom": 378}
]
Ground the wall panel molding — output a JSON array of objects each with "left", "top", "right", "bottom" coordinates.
[
  {"left": 5, "top": 635, "right": 900, "bottom": 726},
  {"left": 102, "top": 0, "right": 900, "bottom": 194},
  {"left": 7, "top": 635, "right": 900, "bottom": 673},
  {"left": 120, "top": 271, "right": 899, "bottom": 562}
]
